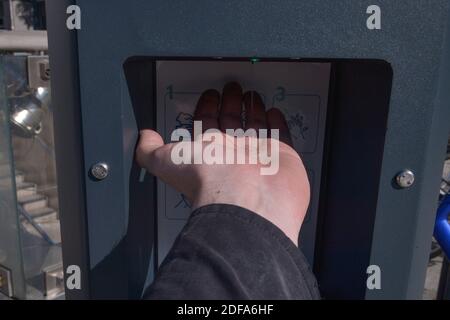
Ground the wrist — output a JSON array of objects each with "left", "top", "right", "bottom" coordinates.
[{"left": 192, "top": 185, "right": 302, "bottom": 246}]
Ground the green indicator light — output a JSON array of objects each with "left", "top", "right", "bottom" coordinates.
[{"left": 250, "top": 58, "right": 259, "bottom": 64}]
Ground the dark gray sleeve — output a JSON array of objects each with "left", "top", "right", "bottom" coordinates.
[{"left": 144, "top": 204, "right": 321, "bottom": 300}]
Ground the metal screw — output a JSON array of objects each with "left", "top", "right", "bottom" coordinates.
[
  {"left": 90, "top": 163, "right": 109, "bottom": 181},
  {"left": 395, "top": 169, "right": 415, "bottom": 189}
]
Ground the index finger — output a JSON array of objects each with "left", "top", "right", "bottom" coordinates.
[{"left": 193, "top": 89, "right": 220, "bottom": 132}]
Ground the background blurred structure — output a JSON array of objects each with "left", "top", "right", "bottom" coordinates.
[
  {"left": 0, "top": 0, "right": 63, "bottom": 300},
  {"left": 1, "top": 0, "right": 46, "bottom": 30}
]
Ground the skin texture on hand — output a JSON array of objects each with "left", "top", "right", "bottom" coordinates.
[{"left": 136, "top": 82, "right": 310, "bottom": 246}]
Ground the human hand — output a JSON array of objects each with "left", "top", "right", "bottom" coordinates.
[{"left": 136, "top": 82, "right": 310, "bottom": 246}]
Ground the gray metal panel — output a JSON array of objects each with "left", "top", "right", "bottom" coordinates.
[
  {"left": 72, "top": 0, "right": 450, "bottom": 298},
  {"left": 46, "top": 0, "right": 91, "bottom": 299},
  {"left": 367, "top": 14, "right": 450, "bottom": 299}
]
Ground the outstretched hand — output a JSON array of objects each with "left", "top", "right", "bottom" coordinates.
[{"left": 136, "top": 82, "right": 310, "bottom": 246}]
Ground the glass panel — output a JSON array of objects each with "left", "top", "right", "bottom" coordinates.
[
  {"left": 0, "top": 57, "right": 26, "bottom": 299},
  {"left": 0, "top": 55, "right": 64, "bottom": 300}
]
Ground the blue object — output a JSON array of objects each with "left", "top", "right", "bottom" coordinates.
[{"left": 434, "top": 194, "right": 450, "bottom": 258}]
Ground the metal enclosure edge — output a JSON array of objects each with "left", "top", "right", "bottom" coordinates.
[
  {"left": 366, "top": 6, "right": 450, "bottom": 300},
  {"left": 45, "top": 0, "right": 90, "bottom": 299}
]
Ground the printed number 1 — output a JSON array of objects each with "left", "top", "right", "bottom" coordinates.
[{"left": 167, "top": 85, "right": 174, "bottom": 100}]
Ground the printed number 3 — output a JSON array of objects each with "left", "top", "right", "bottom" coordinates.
[{"left": 274, "top": 87, "right": 286, "bottom": 102}]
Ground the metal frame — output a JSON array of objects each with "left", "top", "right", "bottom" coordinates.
[
  {"left": 45, "top": 0, "right": 90, "bottom": 299},
  {"left": 46, "top": 0, "right": 450, "bottom": 299}
]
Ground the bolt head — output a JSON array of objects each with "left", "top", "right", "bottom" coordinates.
[
  {"left": 396, "top": 170, "right": 415, "bottom": 189},
  {"left": 90, "top": 163, "right": 109, "bottom": 180}
]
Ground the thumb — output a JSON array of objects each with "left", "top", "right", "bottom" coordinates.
[{"left": 136, "top": 129, "right": 165, "bottom": 170}]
